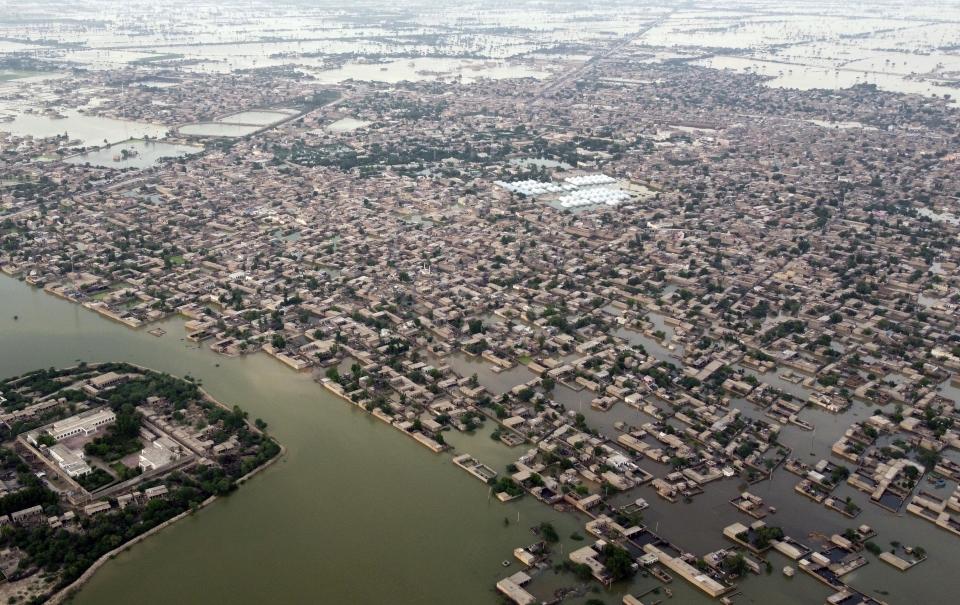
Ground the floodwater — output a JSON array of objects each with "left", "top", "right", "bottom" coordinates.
[
  {"left": 327, "top": 117, "right": 371, "bottom": 132},
  {"left": 309, "top": 58, "right": 550, "bottom": 84},
  {"left": 63, "top": 139, "right": 202, "bottom": 169},
  {"left": 178, "top": 123, "right": 262, "bottom": 138},
  {"left": 216, "top": 110, "right": 297, "bottom": 126},
  {"left": 634, "top": 6, "right": 960, "bottom": 102},
  {"left": 1, "top": 271, "right": 958, "bottom": 604},
  {"left": 0, "top": 276, "right": 581, "bottom": 605},
  {"left": 1, "top": 3, "right": 959, "bottom": 600},
  {"left": 694, "top": 56, "right": 960, "bottom": 100},
  {"left": 0, "top": 111, "right": 170, "bottom": 146}
]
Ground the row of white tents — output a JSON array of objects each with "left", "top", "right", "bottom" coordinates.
[
  {"left": 494, "top": 179, "right": 576, "bottom": 196},
  {"left": 496, "top": 174, "right": 630, "bottom": 209},
  {"left": 563, "top": 174, "right": 617, "bottom": 187},
  {"left": 558, "top": 187, "right": 630, "bottom": 208}
]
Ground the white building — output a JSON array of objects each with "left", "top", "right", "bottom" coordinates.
[
  {"left": 48, "top": 408, "right": 117, "bottom": 441},
  {"left": 82, "top": 372, "right": 127, "bottom": 396},
  {"left": 139, "top": 437, "right": 182, "bottom": 472},
  {"left": 48, "top": 444, "right": 92, "bottom": 478}
]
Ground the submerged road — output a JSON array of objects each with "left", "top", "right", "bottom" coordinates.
[{"left": 534, "top": 12, "right": 673, "bottom": 101}]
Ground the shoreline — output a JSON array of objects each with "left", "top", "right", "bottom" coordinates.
[
  {"left": 47, "top": 493, "right": 217, "bottom": 605},
  {"left": 49, "top": 438, "right": 286, "bottom": 604},
  {"left": 0, "top": 359, "right": 286, "bottom": 605}
]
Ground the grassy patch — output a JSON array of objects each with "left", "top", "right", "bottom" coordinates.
[
  {"left": 111, "top": 460, "right": 142, "bottom": 481},
  {"left": 77, "top": 467, "right": 114, "bottom": 492}
]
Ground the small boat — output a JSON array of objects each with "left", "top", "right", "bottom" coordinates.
[
  {"left": 501, "top": 560, "right": 510, "bottom": 567},
  {"left": 783, "top": 565, "right": 795, "bottom": 577},
  {"left": 768, "top": 506, "right": 777, "bottom": 514}
]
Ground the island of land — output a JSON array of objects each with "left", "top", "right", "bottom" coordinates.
[{"left": 0, "top": 363, "right": 281, "bottom": 604}]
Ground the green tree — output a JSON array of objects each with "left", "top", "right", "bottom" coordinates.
[
  {"left": 601, "top": 543, "right": 635, "bottom": 581},
  {"left": 539, "top": 522, "right": 559, "bottom": 543}
]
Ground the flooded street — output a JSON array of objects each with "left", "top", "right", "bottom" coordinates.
[{"left": 5, "top": 273, "right": 956, "bottom": 605}]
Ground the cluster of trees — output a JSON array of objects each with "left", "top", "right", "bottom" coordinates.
[
  {"left": 202, "top": 403, "right": 259, "bottom": 449},
  {"left": 600, "top": 543, "right": 635, "bottom": 581},
  {"left": 722, "top": 552, "right": 749, "bottom": 577},
  {"left": 538, "top": 522, "right": 559, "bottom": 543},
  {"left": 464, "top": 338, "right": 489, "bottom": 355},
  {"left": 7, "top": 404, "right": 73, "bottom": 438},
  {"left": 218, "top": 431, "right": 281, "bottom": 478},
  {"left": 761, "top": 319, "right": 806, "bottom": 343},
  {"left": 76, "top": 468, "right": 115, "bottom": 492},
  {"left": 748, "top": 525, "right": 784, "bottom": 550},
  {"left": 2, "top": 470, "right": 211, "bottom": 587},
  {"left": 0, "top": 469, "right": 58, "bottom": 518},
  {"left": 84, "top": 403, "right": 143, "bottom": 462},
  {"left": 105, "top": 371, "right": 201, "bottom": 411},
  {"left": 489, "top": 476, "right": 523, "bottom": 498},
  {"left": 0, "top": 419, "right": 280, "bottom": 593},
  {"left": 0, "top": 366, "right": 286, "bottom": 593},
  {"left": 274, "top": 133, "right": 511, "bottom": 172},
  {"left": 1, "top": 367, "right": 98, "bottom": 410}
]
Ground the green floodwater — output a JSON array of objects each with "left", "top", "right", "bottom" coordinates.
[{"left": 0, "top": 275, "right": 957, "bottom": 605}]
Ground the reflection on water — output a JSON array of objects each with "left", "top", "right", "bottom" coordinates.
[
  {"left": 178, "top": 123, "right": 261, "bottom": 137},
  {"left": 215, "top": 110, "right": 297, "bottom": 126},
  {"left": 440, "top": 351, "right": 534, "bottom": 397},
  {"left": 326, "top": 117, "right": 371, "bottom": 132},
  {"left": 64, "top": 139, "right": 202, "bottom": 169},
  {"left": 309, "top": 57, "right": 550, "bottom": 84},
  {"left": 0, "top": 111, "right": 170, "bottom": 146},
  {"left": 695, "top": 55, "right": 960, "bottom": 100}
]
